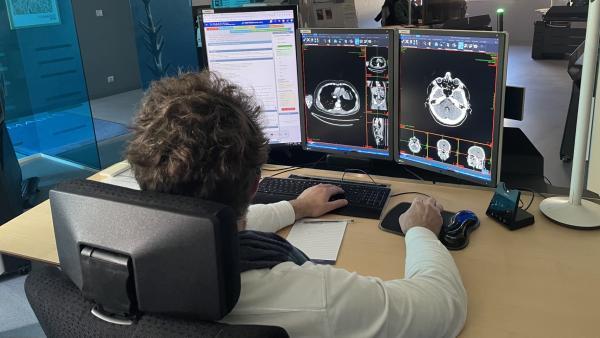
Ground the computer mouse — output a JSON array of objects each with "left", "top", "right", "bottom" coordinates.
[{"left": 441, "top": 210, "right": 480, "bottom": 250}]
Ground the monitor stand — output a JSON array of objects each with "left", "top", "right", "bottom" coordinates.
[{"left": 325, "top": 155, "right": 373, "bottom": 172}]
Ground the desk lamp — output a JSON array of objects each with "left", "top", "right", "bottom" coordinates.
[{"left": 539, "top": 0, "right": 600, "bottom": 228}]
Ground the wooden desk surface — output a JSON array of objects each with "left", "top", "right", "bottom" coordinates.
[{"left": 2, "top": 162, "right": 600, "bottom": 338}]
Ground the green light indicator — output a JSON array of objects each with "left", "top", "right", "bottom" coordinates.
[{"left": 497, "top": 8, "right": 505, "bottom": 14}]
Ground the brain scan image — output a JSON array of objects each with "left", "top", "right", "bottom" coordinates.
[
  {"left": 368, "top": 81, "right": 387, "bottom": 111},
  {"left": 408, "top": 136, "right": 422, "bottom": 154},
  {"left": 366, "top": 56, "right": 387, "bottom": 74},
  {"left": 309, "top": 80, "right": 361, "bottom": 127},
  {"left": 426, "top": 72, "right": 472, "bottom": 127},
  {"left": 437, "top": 139, "right": 452, "bottom": 162},
  {"left": 372, "top": 117, "right": 387, "bottom": 147},
  {"left": 467, "top": 146, "right": 486, "bottom": 171}
]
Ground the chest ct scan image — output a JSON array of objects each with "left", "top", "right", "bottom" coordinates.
[{"left": 307, "top": 80, "right": 361, "bottom": 127}]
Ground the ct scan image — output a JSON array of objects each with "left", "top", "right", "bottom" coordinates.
[
  {"left": 458, "top": 140, "right": 491, "bottom": 173},
  {"left": 428, "top": 134, "right": 458, "bottom": 164},
  {"left": 303, "top": 43, "right": 390, "bottom": 150},
  {"left": 366, "top": 47, "right": 388, "bottom": 77},
  {"left": 367, "top": 80, "right": 388, "bottom": 111},
  {"left": 399, "top": 129, "right": 428, "bottom": 156},
  {"left": 367, "top": 115, "right": 389, "bottom": 149},
  {"left": 303, "top": 46, "right": 367, "bottom": 147},
  {"left": 399, "top": 48, "right": 497, "bottom": 145}
]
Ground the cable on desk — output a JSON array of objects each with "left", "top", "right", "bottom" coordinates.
[
  {"left": 518, "top": 188, "right": 536, "bottom": 211},
  {"left": 543, "top": 176, "right": 553, "bottom": 186},
  {"left": 390, "top": 191, "right": 431, "bottom": 198},
  {"left": 341, "top": 169, "right": 377, "bottom": 185},
  {"left": 268, "top": 167, "right": 301, "bottom": 178},
  {"left": 262, "top": 166, "right": 296, "bottom": 172}
]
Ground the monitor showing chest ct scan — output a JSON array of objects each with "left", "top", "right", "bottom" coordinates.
[{"left": 298, "top": 28, "right": 395, "bottom": 160}]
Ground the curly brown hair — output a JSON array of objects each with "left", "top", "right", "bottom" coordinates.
[{"left": 126, "top": 71, "right": 268, "bottom": 218}]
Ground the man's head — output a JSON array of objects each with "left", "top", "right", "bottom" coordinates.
[{"left": 126, "top": 71, "right": 268, "bottom": 218}]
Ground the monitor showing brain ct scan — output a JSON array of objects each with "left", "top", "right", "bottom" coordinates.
[
  {"left": 395, "top": 29, "right": 507, "bottom": 186},
  {"left": 299, "top": 29, "right": 395, "bottom": 159}
]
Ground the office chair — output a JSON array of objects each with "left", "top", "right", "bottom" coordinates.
[{"left": 24, "top": 180, "right": 289, "bottom": 338}]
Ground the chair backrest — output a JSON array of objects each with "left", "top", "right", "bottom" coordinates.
[
  {"left": 50, "top": 179, "right": 240, "bottom": 321},
  {"left": 25, "top": 266, "right": 289, "bottom": 338}
]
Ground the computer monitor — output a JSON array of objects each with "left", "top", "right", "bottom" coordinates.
[
  {"left": 201, "top": 6, "right": 302, "bottom": 145},
  {"left": 395, "top": 29, "right": 507, "bottom": 186},
  {"left": 298, "top": 28, "right": 395, "bottom": 160}
]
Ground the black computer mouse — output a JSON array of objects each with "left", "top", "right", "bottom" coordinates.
[{"left": 440, "top": 210, "right": 480, "bottom": 250}]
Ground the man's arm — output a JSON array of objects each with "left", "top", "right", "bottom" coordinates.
[
  {"left": 326, "top": 197, "right": 466, "bottom": 337},
  {"left": 246, "top": 201, "right": 295, "bottom": 233},
  {"left": 322, "top": 227, "right": 467, "bottom": 338},
  {"left": 246, "top": 184, "right": 348, "bottom": 233}
]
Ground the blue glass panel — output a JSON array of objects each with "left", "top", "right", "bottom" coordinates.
[
  {"left": 0, "top": 0, "right": 100, "bottom": 169},
  {"left": 130, "top": 0, "right": 199, "bottom": 88}
]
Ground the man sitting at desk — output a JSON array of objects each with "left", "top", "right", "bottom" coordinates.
[{"left": 126, "top": 71, "right": 467, "bottom": 337}]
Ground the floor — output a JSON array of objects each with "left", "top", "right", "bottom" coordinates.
[
  {"left": 504, "top": 45, "right": 573, "bottom": 188},
  {"left": 90, "top": 89, "right": 143, "bottom": 127},
  {"left": 0, "top": 274, "right": 45, "bottom": 338},
  {"left": 0, "top": 44, "right": 574, "bottom": 337}
]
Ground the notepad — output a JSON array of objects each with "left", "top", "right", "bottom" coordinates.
[
  {"left": 102, "top": 169, "right": 140, "bottom": 190},
  {"left": 286, "top": 220, "right": 348, "bottom": 264}
]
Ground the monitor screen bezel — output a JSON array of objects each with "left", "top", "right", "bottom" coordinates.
[
  {"left": 199, "top": 5, "right": 301, "bottom": 146},
  {"left": 297, "top": 28, "right": 396, "bottom": 161},
  {"left": 393, "top": 29, "right": 508, "bottom": 187}
]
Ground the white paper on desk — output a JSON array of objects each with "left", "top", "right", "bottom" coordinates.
[
  {"left": 286, "top": 220, "right": 347, "bottom": 264},
  {"left": 102, "top": 171, "right": 140, "bottom": 190}
]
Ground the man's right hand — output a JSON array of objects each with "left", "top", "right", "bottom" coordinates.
[
  {"left": 289, "top": 184, "right": 349, "bottom": 220},
  {"left": 399, "top": 197, "right": 444, "bottom": 236}
]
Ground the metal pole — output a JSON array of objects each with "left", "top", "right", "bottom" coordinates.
[
  {"left": 539, "top": 0, "right": 600, "bottom": 228},
  {"left": 569, "top": 0, "right": 599, "bottom": 205},
  {"left": 408, "top": 0, "right": 412, "bottom": 26}
]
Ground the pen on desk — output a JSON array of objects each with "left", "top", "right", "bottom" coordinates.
[{"left": 302, "top": 219, "right": 354, "bottom": 224}]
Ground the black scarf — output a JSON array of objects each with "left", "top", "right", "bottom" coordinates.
[{"left": 238, "top": 230, "right": 309, "bottom": 273}]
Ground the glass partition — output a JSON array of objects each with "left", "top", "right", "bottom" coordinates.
[{"left": 0, "top": 0, "right": 100, "bottom": 175}]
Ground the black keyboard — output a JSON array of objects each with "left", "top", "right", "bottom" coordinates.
[{"left": 253, "top": 176, "right": 391, "bottom": 219}]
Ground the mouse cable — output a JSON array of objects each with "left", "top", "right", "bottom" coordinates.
[
  {"left": 389, "top": 191, "right": 431, "bottom": 198},
  {"left": 341, "top": 169, "right": 378, "bottom": 185}
]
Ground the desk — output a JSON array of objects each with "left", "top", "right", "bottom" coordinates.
[{"left": 2, "top": 162, "right": 600, "bottom": 338}]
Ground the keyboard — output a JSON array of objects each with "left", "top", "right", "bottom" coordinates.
[{"left": 253, "top": 175, "right": 391, "bottom": 219}]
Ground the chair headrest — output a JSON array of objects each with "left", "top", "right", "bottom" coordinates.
[{"left": 50, "top": 179, "right": 240, "bottom": 321}]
